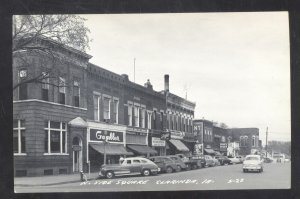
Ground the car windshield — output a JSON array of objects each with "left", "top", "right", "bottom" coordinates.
[{"left": 245, "top": 156, "right": 259, "bottom": 160}]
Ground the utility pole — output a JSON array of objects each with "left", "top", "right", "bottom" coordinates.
[
  {"left": 265, "top": 127, "right": 268, "bottom": 158},
  {"left": 134, "top": 58, "right": 136, "bottom": 83}
]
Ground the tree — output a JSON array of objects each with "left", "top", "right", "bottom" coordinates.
[{"left": 13, "top": 15, "right": 92, "bottom": 90}]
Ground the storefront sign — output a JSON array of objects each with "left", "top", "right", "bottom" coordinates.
[
  {"left": 127, "top": 127, "right": 148, "bottom": 135},
  {"left": 220, "top": 143, "right": 227, "bottom": 151},
  {"left": 152, "top": 137, "right": 166, "bottom": 147},
  {"left": 194, "top": 143, "right": 203, "bottom": 155},
  {"left": 90, "top": 129, "right": 123, "bottom": 142},
  {"left": 170, "top": 131, "right": 185, "bottom": 140}
]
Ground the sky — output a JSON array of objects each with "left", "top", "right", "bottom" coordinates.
[{"left": 81, "top": 12, "right": 290, "bottom": 144}]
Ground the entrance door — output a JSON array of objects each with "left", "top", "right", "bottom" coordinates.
[{"left": 73, "top": 137, "right": 82, "bottom": 172}]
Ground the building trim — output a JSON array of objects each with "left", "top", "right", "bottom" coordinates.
[{"left": 13, "top": 99, "right": 87, "bottom": 111}]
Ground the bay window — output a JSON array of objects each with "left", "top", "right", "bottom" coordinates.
[
  {"left": 41, "top": 72, "right": 49, "bottom": 101},
  {"left": 58, "top": 77, "right": 66, "bottom": 104},
  {"left": 73, "top": 81, "right": 80, "bottom": 107}
]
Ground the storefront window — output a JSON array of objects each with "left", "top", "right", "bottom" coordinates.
[
  {"left": 44, "top": 121, "right": 67, "bottom": 154},
  {"left": 13, "top": 119, "right": 26, "bottom": 154}
]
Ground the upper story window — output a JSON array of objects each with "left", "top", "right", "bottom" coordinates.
[
  {"left": 103, "top": 97, "right": 111, "bottom": 120},
  {"left": 147, "top": 111, "right": 152, "bottom": 129},
  {"left": 240, "top": 136, "right": 248, "bottom": 147},
  {"left": 153, "top": 110, "right": 157, "bottom": 129},
  {"left": 160, "top": 112, "right": 164, "bottom": 130},
  {"left": 41, "top": 72, "right": 49, "bottom": 101},
  {"left": 112, "top": 99, "right": 119, "bottom": 124},
  {"left": 134, "top": 106, "right": 139, "bottom": 127},
  {"left": 44, "top": 121, "right": 67, "bottom": 154},
  {"left": 58, "top": 77, "right": 66, "bottom": 104},
  {"left": 252, "top": 135, "right": 256, "bottom": 147},
  {"left": 13, "top": 119, "right": 26, "bottom": 154},
  {"left": 18, "top": 69, "right": 28, "bottom": 100},
  {"left": 128, "top": 104, "right": 133, "bottom": 126},
  {"left": 93, "top": 94, "right": 101, "bottom": 121},
  {"left": 141, "top": 108, "right": 145, "bottom": 128},
  {"left": 73, "top": 81, "right": 80, "bottom": 107}
]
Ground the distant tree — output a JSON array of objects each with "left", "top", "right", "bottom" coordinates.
[
  {"left": 268, "top": 141, "right": 291, "bottom": 156},
  {"left": 219, "top": 123, "right": 228, "bottom": 129},
  {"left": 13, "top": 15, "right": 91, "bottom": 90}
]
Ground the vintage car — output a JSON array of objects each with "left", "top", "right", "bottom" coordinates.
[
  {"left": 228, "top": 156, "right": 242, "bottom": 164},
  {"left": 243, "top": 155, "right": 264, "bottom": 173},
  {"left": 215, "top": 155, "right": 232, "bottom": 165},
  {"left": 204, "top": 155, "right": 215, "bottom": 167},
  {"left": 148, "top": 156, "right": 178, "bottom": 173},
  {"left": 99, "top": 157, "right": 160, "bottom": 179},
  {"left": 175, "top": 154, "right": 205, "bottom": 170},
  {"left": 167, "top": 155, "right": 187, "bottom": 171}
]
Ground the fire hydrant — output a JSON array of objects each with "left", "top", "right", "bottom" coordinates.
[{"left": 80, "top": 170, "right": 86, "bottom": 182}]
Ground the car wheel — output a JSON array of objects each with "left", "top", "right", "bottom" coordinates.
[
  {"left": 142, "top": 169, "right": 151, "bottom": 176},
  {"left": 106, "top": 171, "right": 114, "bottom": 179},
  {"left": 243, "top": 169, "right": 247, "bottom": 173},
  {"left": 166, "top": 166, "right": 173, "bottom": 173},
  {"left": 261, "top": 168, "right": 263, "bottom": 172},
  {"left": 176, "top": 165, "right": 181, "bottom": 172}
]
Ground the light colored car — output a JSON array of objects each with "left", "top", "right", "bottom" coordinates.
[
  {"left": 99, "top": 157, "right": 160, "bottom": 179},
  {"left": 228, "top": 156, "right": 242, "bottom": 164},
  {"left": 212, "top": 157, "right": 220, "bottom": 166},
  {"left": 243, "top": 155, "right": 263, "bottom": 173}
]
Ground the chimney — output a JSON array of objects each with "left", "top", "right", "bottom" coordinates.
[{"left": 164, "top": 74, "right": 169, "bottom": 92}]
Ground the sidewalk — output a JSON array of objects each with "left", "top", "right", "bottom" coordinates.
[{"left": 14, "top": 172, "right": 99, "bottom": 187}]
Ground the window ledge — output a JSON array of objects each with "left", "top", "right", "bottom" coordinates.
[
  {"left": 14, "top": 153, "right": 27, "bottom": 156},
  {"left": 43, "top": 153, "right": 69, "bottom": 156}
]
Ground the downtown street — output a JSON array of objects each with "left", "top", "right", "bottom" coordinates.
[{"left": 15, "top": 162, "right": 290, "bottom": 193}]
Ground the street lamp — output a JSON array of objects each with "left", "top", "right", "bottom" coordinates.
[{"left": 103, "top": 130, "right": 108, "bottom": 165}]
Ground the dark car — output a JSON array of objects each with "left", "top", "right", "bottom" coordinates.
[
  {"left": 215, "top": 155, "right": 232, "bottom": 165},
  {"left": 167, "top": 155, "right": 187, "bottom": 171},
  {"left": 148, "top": 156, "right": 178, "bottom": 173},
  {"left": 190, "top": 155, "right": 206, "bottom": 169},
  {"left": 99, "top": 157, "right": 160, "bottom": 179}
]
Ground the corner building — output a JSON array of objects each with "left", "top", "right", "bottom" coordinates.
[{"left": 13, "top": 38, "right": 169, "bottom": 176}]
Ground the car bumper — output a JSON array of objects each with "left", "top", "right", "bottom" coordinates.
[
  {"left": 151, "top": 168, "right": 160, "bottom": 173},
  {"left": 243, "top": 165, "right": 262, "bottom": 170}
]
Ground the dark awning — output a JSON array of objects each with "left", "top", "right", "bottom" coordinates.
[
  {"left": 90, "top": 143, "right": 133, "bottom": 156},
  {"left": 127, "top": 144, "right": 157, "bottom": 155},
  {"left": 204, "top": 148, "right": 215, "bottom": 155},
  {"left": 169, "top": 139, "right": 189, "bottom": 152}
]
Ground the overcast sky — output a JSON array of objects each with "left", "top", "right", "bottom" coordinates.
[{"left": 81, "top": 12, "right": 290, "bottom": 144}]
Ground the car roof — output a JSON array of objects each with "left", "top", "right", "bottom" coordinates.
[{"left": 245, "top": 155, "right": 260, "bottom": 158}]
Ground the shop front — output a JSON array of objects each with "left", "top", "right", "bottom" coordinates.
[
  {"left": 126, "top": 127, "right": 157, "bottom": 157},
  {"left": 167, "top": 131, "right": 190, "bottom": 155},
  {"left": 87, "top": 122, "right": 133, "bottom": 172},
  {"left": 151, "top": 137, "right": 166, "bottom": 156}
]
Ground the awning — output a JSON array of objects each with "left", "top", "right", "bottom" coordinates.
[
  {"left": 204, "top": 148, "right": 215, "bottom": 155},
  {"left": 90, "top": 143, "right": 133, "bottom": 156},
  {"left": 127, "top": 145, "right": 157, "bottom": 155},
  {"left": 215, "top": 151, "right": 222, "bottom": 156},
  {"left": 169, "top": 139, "right": 189, "bottom": 152}
]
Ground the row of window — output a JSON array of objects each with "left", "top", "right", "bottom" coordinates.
[
  {"left": 13, "top": 120, "right": 68, "bottom": 155},
  {"left": 240, "top": 135, "right": 259, "bottom": 147},
  {"left": 18, "top": 69, "right": 81, "bottom": 107},
  {"left": 166, "top": 113, "right": 193, "bottom": 133},
  {"left": 93, "top": 93, "right": 119, "bottom": 123},
  {"left": 204, "top": 128, "right": 213, "bottom": 142}
]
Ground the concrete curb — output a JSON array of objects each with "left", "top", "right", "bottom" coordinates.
[{"left": 15, "top": 178, "right": 97, "bottom": 187}]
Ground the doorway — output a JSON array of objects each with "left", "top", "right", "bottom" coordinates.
[{"left": 72, "top": 137, "right": 82, "bottom": 173}]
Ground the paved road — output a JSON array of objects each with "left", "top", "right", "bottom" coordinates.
[{"left": 15, "top": 162, "right": 290, "bottom": 193}]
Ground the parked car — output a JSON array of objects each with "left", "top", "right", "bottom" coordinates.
[
  {"left": 167, "top": 155, "right": 187, "bottom": 171},
  {"left": 212, "top": 156, "right": 220, "bottom": 166},
  {"left": 228, "top": 156, "right": 242, "bottom": 164},
  {"left": 263, "top": 157, "right": 273, "bottom": 163},
  {"left": 148, "top": 156, "right": 178, "bottom": 173},
  {"left": 99, "top": 157, "right": 160, "bottom": 179},
  {"left": 243, "top": 155, "right": 264, "bottom": 173},
  {"left": 215, "top": 155, "right": 232, "bottom": 165},
  {"left": 204, "top": 155, "right": 215, "bottom": 167},
  {"left": 190, "top": 155, "right": 206, "bottom": 169},
  {"left": 176, "top": 154, "right": 205, "bottom": 170},
  {"left": 236, "top": 156, "right": 245, "bottom": 163}
]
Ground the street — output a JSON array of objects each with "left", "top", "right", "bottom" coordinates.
[{"left": 15, "top": 162, "right": 290, "bottom": 193}]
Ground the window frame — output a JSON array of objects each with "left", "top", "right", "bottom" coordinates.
[
  {"left": 128, "top": 104, "right": 133, "bottom": 126},
  {"left": 134, "top": 105, "right": 140, "bottom": 127},
  {"left": 73, "top": 81, "right": 80, "bottom": 107},
  {"left": 13, "top": 120, "right": 26, "bottom": 155},
  {"left": 113, "top": 98, "right": 119, "bottom": 124},
  {"left": 103, "top": 96, "right": 111, "bottom": 120},
  {"left": 44, "top": 121, "right": 68, "bottom": 155},
  {"left": 93, "top": 93, "right": 101, "bottom": 121}
]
